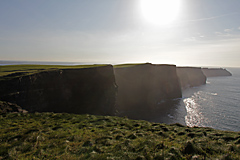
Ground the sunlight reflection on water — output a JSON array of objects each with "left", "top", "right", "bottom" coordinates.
[
  {"left": 183, "top": 92, "right": 206, "bottom": 127},
  {"left": 176, "top": 69, "right": 240, "bottom": 131}
]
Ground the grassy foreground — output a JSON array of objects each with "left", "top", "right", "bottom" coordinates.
[{"left": 0, "top": 112, "right": 240, "bottom": 159}]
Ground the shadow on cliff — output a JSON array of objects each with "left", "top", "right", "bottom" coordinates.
[{"left": 0, "top": 66, "right": 117, "bottom": 116}]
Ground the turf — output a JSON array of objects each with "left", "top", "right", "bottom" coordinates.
[
  {"left": 0, "top": 112, "right": 239, "bottom": 159},
  {"left": 113, "top": 63, "right": 146, "bottom": 68},
  {"left": 0, "top": 64, "right": 108, "bottom": 80}
]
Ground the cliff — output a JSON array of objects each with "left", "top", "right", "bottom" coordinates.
[
  {"left": 0, "top": 65, "right": 117, "bottom": 115},
  {"left": 202, "top": 68, "right": 232, "bottom": 77},
  {"left": 114, "top": 63, "right": 182, "bottom": 112},
  {"left": 177, "top": 67, "right": 207, "bottom": 89},
  {"left": 1, "top": 64, "right": 217, "bottom": 116}
]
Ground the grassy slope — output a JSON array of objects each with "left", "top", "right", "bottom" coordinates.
[
  {"left": 0, "top": 64, "right": 108, "bottom": 80},
  {"left": 0, "top": 112, "right": 239, "bottom": 159}
]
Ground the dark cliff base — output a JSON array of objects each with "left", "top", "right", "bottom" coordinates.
[
  {"left": 114, "top": 63, "right": 182, "bottom": 113},
  {"left": 202, "top": 68, "right": 232, "bottom": 77}
]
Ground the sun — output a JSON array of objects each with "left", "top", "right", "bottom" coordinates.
[{"left": 140, "top": 0, "right": 181, "bottom": 25}]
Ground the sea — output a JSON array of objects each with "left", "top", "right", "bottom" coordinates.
[
  {"left": 151, "top": 67, "right": 240, "bottom": 132},
  {"left": 0, "top": 61, "right": 240, "bottom": 132}
]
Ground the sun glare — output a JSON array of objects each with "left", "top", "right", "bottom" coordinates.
[{"left": 140, "top": 0, "right": 181, "bottom": 25}]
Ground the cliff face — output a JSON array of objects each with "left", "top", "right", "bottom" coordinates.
[
  {"left": 177, "top": 67, "right": 207, "bottom": 90},
  {"left": 114, "top": 63, "right": 182, "bottom": 112},
  {"left": 1, "top": 64, "right": 218, "bottom": 116},
  {"left": 202, "top": 68, "right": 232, "bottom": 77},
  {"left": 0, "top": 65, "right": 117, "bottom": 115}
]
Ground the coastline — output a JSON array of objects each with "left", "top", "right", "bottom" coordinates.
[
  {"left": 0, "top": 63, "right": 239, "bottom": 159},
  {"left": 0, "top": 62, "right": 237, "bottom": 131}
]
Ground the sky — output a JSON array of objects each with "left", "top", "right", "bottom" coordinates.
[{"left": 0, "top": 0, "right": 240, "bottom": 67}]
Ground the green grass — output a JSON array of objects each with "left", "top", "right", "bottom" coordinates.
[
  {"left": 113, "top": 63, "right": 146, "bottom": 68},
  {"left": 0, "top": 64, "right": 109, "bottom": 80},
  {"left": 0, "top": 112, "right": 239, "bottom": 159},
  {"left": 113, "top": 63, "right": 173, "bottom": 68}
]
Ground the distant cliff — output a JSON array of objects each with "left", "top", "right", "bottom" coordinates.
[
  {"left": 114, "top": 63, "right": 182, "bottom": 112},
  {"left": 202, "top": 68, "right": 232, "bottom": 77},
  {"left": 177, "top": 67, "right": 207, "bottom": 89},
  {"left": 0, "top": 65, "right": 117, "bottom": 115}
]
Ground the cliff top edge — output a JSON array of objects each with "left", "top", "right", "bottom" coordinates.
[
  {"left": 114, "top": 63, "right": 176, "bottom": 68},
  {"left": 0, "top": 64, "right": 111, "bottom": 81}
]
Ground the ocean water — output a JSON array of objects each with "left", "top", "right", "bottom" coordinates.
[
  {"left": 182, "top": 68, "right": 240, "bottom": 131},
  {"left": 151, "top": 68, "right": 240, "bottom": 132}
]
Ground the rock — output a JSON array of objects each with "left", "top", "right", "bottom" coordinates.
[{"left": 0, "top": 101, "right": 28, "bottom": 114}]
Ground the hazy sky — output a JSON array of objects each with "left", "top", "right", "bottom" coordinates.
[{"left": 0, "top": 0, "right": 240, "bottom": 67}]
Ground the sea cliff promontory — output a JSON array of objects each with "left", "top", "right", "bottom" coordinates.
[
  {"left": 202, "top": 68, "right": 232, "bottom": 77},
  {"left": 176, "top": 67, "right": 207, "bottom": 90},
  {"left": 114, "top": 63, "right": 182, "bottom": 113},
  {"left": 0, "top": 65, "right": 117, "bottom": 115}
]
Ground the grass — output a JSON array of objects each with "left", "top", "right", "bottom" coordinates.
[
  {"left": 113, "top": 63, "right": 174, "bottom": 68},
  {"left": 0, "top": 112, "right": 239, "bottom": 159},
  {"left": 113, "top": 63, "right": 147, "bottom": 68},
  {"left": 0, "top": 64, "right": 108, "bottom": 80}
]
